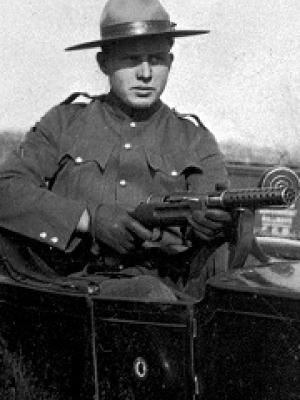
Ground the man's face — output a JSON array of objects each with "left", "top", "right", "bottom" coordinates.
[{"left": 99, "top": 36, "right": 173, "bottom": 109}]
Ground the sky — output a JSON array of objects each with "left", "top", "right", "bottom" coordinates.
[{"left": 1, "top": 0, "right": 299, "bottom": 160}]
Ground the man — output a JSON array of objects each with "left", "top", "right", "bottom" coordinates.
[{"left": 0, "top": 0, "right": 232, "bottom": 300}]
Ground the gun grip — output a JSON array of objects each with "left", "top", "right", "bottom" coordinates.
[
  {"left": 228, "top": 209, "right": 255, "bottom": 269},
  {"left": 228, "top": 209, "right": 271, "bottom": 269}
]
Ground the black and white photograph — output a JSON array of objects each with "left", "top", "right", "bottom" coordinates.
[{"left": 0, "top": 0, "right": 299, "bottom": 398}]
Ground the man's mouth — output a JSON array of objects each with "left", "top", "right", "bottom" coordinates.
[
  {"left": 132, "top": 87, "right": 154, "bottom": 91},
  {"left": 132, "top": 87, "right": 155, "bottom": 97}
]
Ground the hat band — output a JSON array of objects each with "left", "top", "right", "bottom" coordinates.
[{"left": 101, "top": 20, "right": 176, "bottom": 40}]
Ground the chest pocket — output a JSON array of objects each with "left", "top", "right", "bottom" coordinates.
[
  {"left": 50, "top": 140, "right": 113, "bottom": 203},
  {"left": 144, "top": 147, "right": 203, "bottom": 194}
]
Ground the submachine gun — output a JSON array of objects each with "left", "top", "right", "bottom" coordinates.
[{"left": 131, "top": 166, "right": 300, "bottom": 269}]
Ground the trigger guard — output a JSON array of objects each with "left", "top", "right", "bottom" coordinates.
[{"left": 150, "top": 228, "right": 163, "bottom": 242}]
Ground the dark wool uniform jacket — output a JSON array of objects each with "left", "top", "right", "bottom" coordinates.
[{"left": 0, "top": 94, "right": 228, "bottom": 265}]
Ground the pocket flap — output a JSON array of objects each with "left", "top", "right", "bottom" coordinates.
[{"left": 144, "top": 146, "right": 203, "bottom": 176}]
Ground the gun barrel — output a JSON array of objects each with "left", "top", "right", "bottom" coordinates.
[{"left": 207, "top": 187, "right": 296, "bottom": 209}]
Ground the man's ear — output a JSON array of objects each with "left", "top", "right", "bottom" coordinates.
[{"left": 96, "top": 52, "right": 108, "bottom": 75}]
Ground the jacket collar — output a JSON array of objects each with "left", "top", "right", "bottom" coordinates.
[{"left": 104, "top": 92, "right": 163, "bottom": 122}]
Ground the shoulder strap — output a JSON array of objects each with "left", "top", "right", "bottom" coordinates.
[
  {"left": 60, "top": 92, "right": 98, "bottom": 105},
  {"left": 172, "top": 109, "right": 206, "bottom": 129}
]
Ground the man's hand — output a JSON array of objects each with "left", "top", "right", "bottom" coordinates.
[
  {"left": 188, "top": 209, "right": 233, "bottom": 242},
  {"left": 91, "top": 204, "right": 153, "bottom": 254}
]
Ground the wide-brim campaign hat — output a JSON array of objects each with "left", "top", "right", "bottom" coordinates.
[{"left": 65, "top": 0, "right": 209, "bottom": 51}]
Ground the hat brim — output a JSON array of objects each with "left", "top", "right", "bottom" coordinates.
[{"left": 65, "top": 30, "right": 209, "bottom": 51}]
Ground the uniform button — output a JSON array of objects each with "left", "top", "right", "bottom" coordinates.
[
  {"left": 119, "top": 179, "right": 127, "bottom": 187},
  {"left": 75, "top": 157, "right": 83, "bottom": 164},
  {"left": 50, "top": 237, "right": 59, "bottom": 244},
  {"left": 130, "top": 122, "right": 136, "bottom": 128},
  {"left": 124, "top": 143, "right": 132, "bottom": 150},
  {"left": 171, "top": 170, "right": 178, "bottom": 176},
  {"left": 39, "top": 232, "right": 47, "bottom": 239}
]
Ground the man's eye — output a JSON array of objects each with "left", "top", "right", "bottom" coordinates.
[
  {"left": 124, "top": 56, "right": 139, "bottom": 63},
  {"left": 150, "top": 55, "right": 165, "bottom": 64},
  {"left": 150, "top": 56, "right": 159, "bottom": 64}
]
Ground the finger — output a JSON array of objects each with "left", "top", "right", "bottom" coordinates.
[
  {"left": 192, "top": 225, "right": 227, "bottom": 242},
  {"left": 101, "top": 232, "right": 134, "bottom": 254},
  {"left": 192, "top": 229, "right": 215, "bottom": 242},
  {"left": 191, "top": 224, "right": 215, "bottom": 237},
  {"left": 190, "top": 212, "right": 224, "bottom": 230},
  {"left": 189, "top": 216, "right": 224, "bottom": 242},
  {"left": 110, "top": 224, "right": 137, "bottom": 253},
  {"left": 126, "top": 219, "right": 153, "bottom": 241},
  {"left": 112, "top": 242, "right": 128, "bottom": 254},
  {"left": 205, "top": 209, "right": 233, "bottom": 223},
  {"left": 112, "top": 237, "right": 135, "bottom": 254},
  {"left": 189, "top": 216, "right": 216, "bottom": 235},
  {"left": 113, "top": 243, "right": 131, "bottom": 254}
]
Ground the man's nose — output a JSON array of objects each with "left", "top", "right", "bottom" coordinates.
[{"left": 137, "top": 61, "right": 152, "bottom": 80}]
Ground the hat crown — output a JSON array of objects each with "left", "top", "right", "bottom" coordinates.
[
  {"left": 65, "top": 0, "right": 209, "bottom": 52},
  {"left": 100, "top": 0, "right": 170, "bottom": 31}
]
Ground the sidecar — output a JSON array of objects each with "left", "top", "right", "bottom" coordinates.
[{"left": 0, "top": 258, "right": 300, "bottom": 400}]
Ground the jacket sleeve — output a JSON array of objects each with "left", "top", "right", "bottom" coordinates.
[
  {"left": 0, "top": 105, "right": 87, "bottom": 252},
  {"left": 188, "top": 125, "right": 229, "bottom": 192}
]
